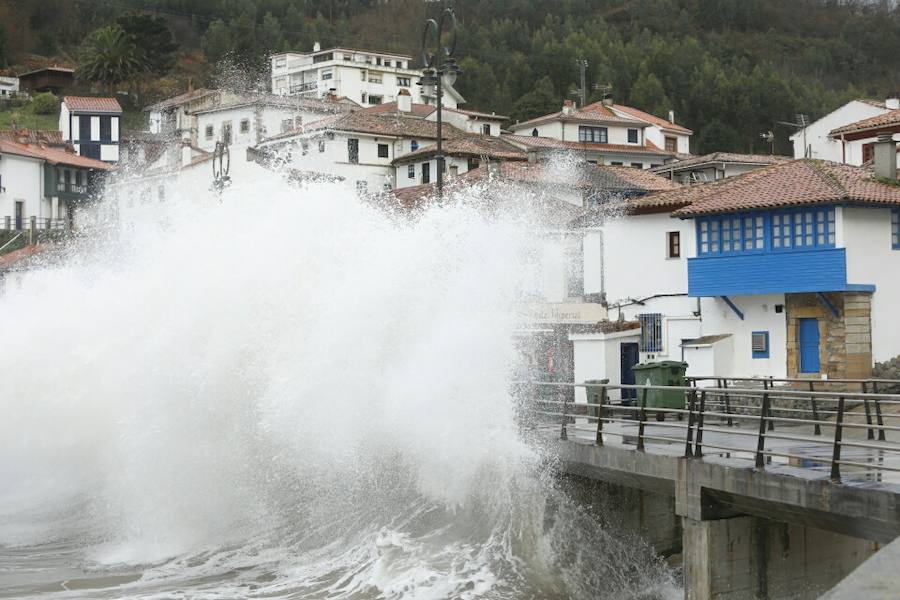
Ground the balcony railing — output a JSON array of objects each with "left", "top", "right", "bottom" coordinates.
[
  {"left": 2, "top": 216, "right": 70, "bottom": 231},
  {"left": 289, "top": 81, "right": 318, "bottom": 94},
  {"left": 56, "top": 183, "right": 88, "bottom": 195}
]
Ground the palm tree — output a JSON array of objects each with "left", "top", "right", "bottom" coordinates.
[{"left": 75, "top": 25, "right": 145, "bottom": 94}]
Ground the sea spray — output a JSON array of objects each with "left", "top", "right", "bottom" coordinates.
[{"left": 0, "top": 169, "right": 677, "bottom": 598}]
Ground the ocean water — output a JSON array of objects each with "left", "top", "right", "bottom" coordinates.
[{"left": 0, "top": 169, "right": 678, "bottom": 599}]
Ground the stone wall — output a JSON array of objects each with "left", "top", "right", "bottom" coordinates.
[{"left": 785, "top": 292, "right": 873, "bottom": 380}]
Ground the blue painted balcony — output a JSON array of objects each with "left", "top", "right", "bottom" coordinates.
[{"left": 688, "top": 248, "right": 873, "bottom": 297}]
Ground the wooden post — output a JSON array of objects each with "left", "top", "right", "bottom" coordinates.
[
  {"left": 695, "top": 390, "right": 707, "bottom": 457},
  {"left": 831, "top": 396, "right": 846, "bottom": 483},
  {"left": 873, "top": 381, "right": 886, "bottom": 441},
  {"left": 755, "top": 392, "right": 770, "bottom": 469},
  {"left": 595, "top": 385, "right": 607, "bottom": 446},
  {"left": 637, "top": 387, "right": 648, "bottom": 451}
]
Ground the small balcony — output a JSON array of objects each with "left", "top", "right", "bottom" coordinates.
[
  {"left": 289, "top": 81, "right": 318, "bottom": 95},
  {"left": 687, "top": 248, "right": 874, "bottom": 297}
]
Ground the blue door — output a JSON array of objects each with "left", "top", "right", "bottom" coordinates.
[
  {"left": 620, "top": 342, "right": 640, "bottom": 401},
  {"left": 799, "top": 318, "right": 820, "bottom": 373}
]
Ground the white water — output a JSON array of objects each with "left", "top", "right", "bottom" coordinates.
[{"left": 0, "top": 172, "right": 678, "bottom": 598}]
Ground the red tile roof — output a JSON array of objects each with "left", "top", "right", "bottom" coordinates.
[
  {"left": 611, "top": 104, "right": 693, "bottom": 134},
  {"left": 0, "top": 139, "right": 115, "bottom": 170},
  {"left": 362, "top": 101, "right": 435, "bottom": 118},
  {"left": 143, "top": 88, "right": 218, "bottom": 111},
  {"left": 303, "top": 111, "right": 465, "bottom": 140},
  {"left": 649, "top": 152, "right": 791, "bottom": 173},
  {"left": 446, "top": 107, "right": 509, "bottom": 121},
  {"left": 62, "top": 96, "right": 122, "bottom": 113},
  {"left": 669, "top": 159, "right": 900, "bottom": 217},
  {"left": 512, "top": 101, "right": 646, "bottom": 130},
  {"left": 392, "top": 134, "right": 526, "bottom": 164},
  {"left": 0, "top": 129, "right": 64, "bottom": 145},
  {"left": 504, "top": 133, "right": 674, "bottom": 156},
  {"left": 829, "top": 109, "right": 900, "bottom": 137}
]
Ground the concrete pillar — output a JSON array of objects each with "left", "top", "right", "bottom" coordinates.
[
  {"left": 51, "top": 196, "right": 59, "bottom": 220},
  {"left": 683, "top": 516, "right": 874, "bottom": 600}
]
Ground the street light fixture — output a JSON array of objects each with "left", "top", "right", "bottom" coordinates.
[{"left": 418, "top": 1, "right": 459, "bottom": 200}]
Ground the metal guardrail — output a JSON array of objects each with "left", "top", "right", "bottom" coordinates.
[
  {"left": 520, "top": 380, "right": 900, "bottom": 484},
  {"left": 1, "top": 216, "right": 69, "bottom": 231}
]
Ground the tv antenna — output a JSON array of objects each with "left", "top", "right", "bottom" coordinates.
[
  {"left": 574, "top": 59, "right": 588, "bottom": 107},
  {"left": 759, "top": 130, "right": 775, "bottom": 155},
  {"left": 777, "top": 114, "right": 811, "bottom": 157}
]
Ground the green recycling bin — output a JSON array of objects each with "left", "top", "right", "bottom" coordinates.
[{"left": 631, "top": 361, "right": 688, "bottom": 410}]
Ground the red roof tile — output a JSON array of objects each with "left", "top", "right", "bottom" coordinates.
[
  {"left": 303, "top": 111, "right": 464, "bottom": 140},
  {"left": 63, "top": 96, "right": 122, "bottom": 113},
  {"left": 0, "top": 139, "right": 115, "bottom": 170},
  {"left": 0, "top": 129, "right": 64, "bottom": 145},
  {"left": 362, "top": 102, "right": 435, "bottom": 118},
  {"left": 392, "top": 135, "right": 526, "bottom": 164},
  {"left": 611, "top": 104, "right": 693, "bottom": 134},
  {"left": 668, "top": 159, "right": 900, "bottom": 217},
  {"left": 829, "top": 109, "right": 900, "bottom": 137},
  {"left": 649, "top": 152, "right": 791, "bottom": 173},
  {"left": 512, "top": 101, "right": 646, "bottom": 130},
  {"left": 504, "top": 134, "right": 674, "bottom": 156}
]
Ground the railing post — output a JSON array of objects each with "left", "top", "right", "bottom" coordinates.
[
  {"left": 873, "top": 381, "right": 886, "bottom": 441},
  {"left": 45, "top": 217, "right": 51, "bottom": 231},
  {"left": 755, "top": 392, "right": 770, "bottom": 469},
  {"left": 684, "top": 388, "right": 696, "bottom": 458},
  {"left": 808, "top": 380, "right": 822, "bottom": 436},
  {"left": 764, "top": 379, "right": 775, "bottom": 431},
  {"left": 694, "top": 390, "right": 707, "bottom": 457},
  {"left": 636, "top": 387, "right": 647, "bottom": 452},
  {"left": 831, "top": 395, "right": 846, "bottom": 483},
  {"left": 721, "top": 378, "right": 733, "bottom": 427},
  {"left": 595, "top": 385, "right": 607, "bottom": 446},
  {"left": 3, "top": 216, "right": 9, "bottom": 230},
  {"left": 559, "top": 387, "right": 568, "bottom": 441},
  {"left": 862, "top": 382, "right": 875, "bottom": 440}
]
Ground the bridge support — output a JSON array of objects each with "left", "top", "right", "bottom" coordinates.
[{"left": 682, "top": 514, "right": 874, "bottom": 599}]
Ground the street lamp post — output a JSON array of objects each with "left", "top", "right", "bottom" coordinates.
[{"left": 418, "top": 1, "right": 459, "bottom": 199}]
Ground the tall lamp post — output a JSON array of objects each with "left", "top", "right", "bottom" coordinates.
[{"left": 418, "top": 1, "right": 460, "bottom": 199}]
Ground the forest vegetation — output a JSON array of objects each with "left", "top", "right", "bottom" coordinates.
[{"left": 1, "top": 0, "right": 899, "bottom": 153}]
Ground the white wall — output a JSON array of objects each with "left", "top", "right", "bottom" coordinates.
[
  {"left": 570, "top": 330, "right": 642, "bottom": 403},
  {"left": 643, "top": 125, "right": 690, "bottom": 155},
  {"left": 698, "top": 294, "right": 787, "bottom": 378},
  {"left": 59, "top": 103, "right": 70, "bottom": 141},
  {"left": 843, "top": 206, "right": 900, "bottom": 362},
  {"left": 0, "top": 153, "right": 44, "bottom": 223},
  {"left": 790, "top": 100, "right": 888, "bottom": 161}
]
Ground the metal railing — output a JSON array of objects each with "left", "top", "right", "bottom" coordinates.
[
  {"left": 1, "top": 216, "right": 70, "bottom": 231},
  {"left": 522, "top": 379, "right": 900, "bottom": 485},
  {"left": 289, "top": 81, "right": 318, "bottom": 94}
]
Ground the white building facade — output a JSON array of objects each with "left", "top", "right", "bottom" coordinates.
[
  {"left": 270, "top": 44, "right": 464, "bottom": 109},
  {"left": 59, "top": 96, "right": 122, "bottom": 163},
  {"left": 790, "top": 98, "right": 895, "bottom": 162}
]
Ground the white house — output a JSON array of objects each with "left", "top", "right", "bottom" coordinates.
[
  {"left": 59, "top": 96, "right": 122, "bottom": 163},
  {"left": 650, "top": 152, "right": 791, "bottom": 184},
  {"left": 0, "top": 138, "right": 113, "bottom": 230},
  {"left": 254, "top": 99, "right": 465, "bottom": 193},
  {"left": 145, "top": 88, "right": 225, "bottom": 136},
  {"left": 828, "top": 108, "right": 900, "bottom": 167},
  {"left": 270, "top": 43, "right": 464, "bottom": 109},
  {"left": 192, "top": 94, "right": 354, "bottom": 153},
  {"left": 507, "top": 96, "right": 691, "bottom": 166},
  {"left": 790, "top": 98, "right": 896, "bottom": 162},
  {"left": 391, "top": 134, "right": 525, "bottom": 189},
  {"left": 0, "top": 76, "right": 19, "bottom": 98}
]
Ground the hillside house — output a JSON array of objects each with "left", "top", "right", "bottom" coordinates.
[
  {"left": 59, "top": 96, "right": 122, "bottom": 163},
  {"left": 790, "top": 98, "right": 897, "bottom": 162},
  {"left": 270, "top": 43, "right": 464, "bottom": 109},
  {"left": 0, "top": 139, "right": 113, "bottom": 230},
  {"left": 650, "top": 152, "right": 792, "bottom": 184},
  {"left": 829, "top": 109, "right": 900, "bottom": 167}
]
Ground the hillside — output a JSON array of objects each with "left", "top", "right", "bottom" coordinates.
[{"left": 1, "top": 0, "right": 899, "bottom": 153}]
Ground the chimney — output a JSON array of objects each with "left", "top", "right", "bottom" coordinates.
[
  {"left": 668, "top": 110, "right": 676, "bottom": 123},
  {"left": 562, "top": 99, "right": 575, "bottom": 116},
  {"left": 874, "top": 133, "right": 897, "bottom": 181},
  {"left": 601, "top": 92, "right": 613, "bottom": 107},
  {"left": 887, "top": 98, "right": 900, "bottom": 110},
  {"left": 397, "top": 89, "right": 412, "bottom": 113},
  {"left": 313, "top": 41, "right": 321, "bottom": 52},
  {"left": 527, "top": 149, "right": 537, "bottom": 164}
]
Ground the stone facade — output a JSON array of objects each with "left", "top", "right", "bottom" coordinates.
[{"left": 785, "top": 292, "right": 873, "bottom": 380}]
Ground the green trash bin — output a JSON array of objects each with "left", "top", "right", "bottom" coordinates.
[{"left": 631, "top": 361, "right": 688, "bottom": 414}]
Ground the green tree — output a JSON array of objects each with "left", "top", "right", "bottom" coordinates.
[
  {"left": 510, "top": 76, "right": 559, "bottom": 124},
  {"left": 629, "top": 71, "right": 670, "bottom": 118},
  {"left": 30, "top": 92, "right": 58, "bottom": 114},
  {"left": 75, "top": 25, "right": 145, "bottom": 93},
  {"left": 116, "top": 14, "right": 178, "bottom": 76},
  {"left": 202, "top": 19, "right": 232, "bottom": 65}
]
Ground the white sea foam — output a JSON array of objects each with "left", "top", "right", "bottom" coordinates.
[{"left": 0, "top": 167, "right": 678, "bottom": 598}]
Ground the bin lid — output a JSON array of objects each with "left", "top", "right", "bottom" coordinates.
[{"left": 632, "top": 361, "right": 687, "bottom": 370}]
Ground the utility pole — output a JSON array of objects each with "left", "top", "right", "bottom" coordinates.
[{"left": 576, "top": 59, "right": 588, "bottom": 108}]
